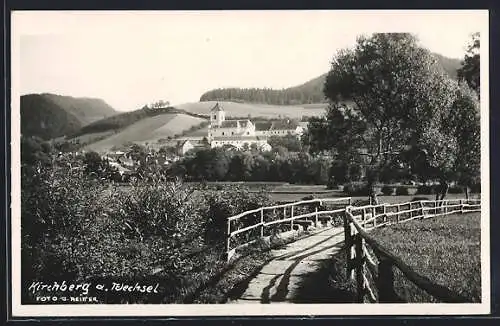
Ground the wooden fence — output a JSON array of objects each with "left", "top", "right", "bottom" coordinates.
[
  {"left": 344, "top": 198, "right": 481, "bottom": 303},
  {"left": 226, "top": 197, "right": 352, "bottom": 261}
]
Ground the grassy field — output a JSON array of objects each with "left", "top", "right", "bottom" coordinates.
[
  {"left": 369, "top": 212, "right": 481, "bottom": 302},
  {"left": 175, "top": 101, "right": 328, "bottom": 119},
  {"left": 181, "top": 125, "right": 209, "bottom": 138},
  {"left": 184, "top": 182, "right": 478, "bottom": 204},
  {"left": 83, "top": 113, "right": 207, "bottom": 152},
  {"left": 261, "top": 183, "right": 477, "bottom": 203}
]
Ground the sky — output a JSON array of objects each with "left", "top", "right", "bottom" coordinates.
[{"left": 13, "top": 10, "right": 488, "bottom": 111}]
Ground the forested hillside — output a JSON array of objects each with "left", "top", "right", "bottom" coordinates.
[
  {"left": 199, "top": 53, "right": 461, "bottom": 105},
  {"left": 21, "top": 93, "right": 117, "bottom": 140}
]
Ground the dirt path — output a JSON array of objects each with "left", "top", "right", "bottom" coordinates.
[{"left": 228, "top": 226, "right": 345, "bottom": 304}]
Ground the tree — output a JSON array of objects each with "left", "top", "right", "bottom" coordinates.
[
  {"left": 268, "top": 134, "right": 302, "bottom": 152},
  {"left": 21, "top": 136, "right": 53, "bottom": 168},
  {"left": 83, "top": 151, "right": 105, "bottom": 177},
  {"left": 457, "top": 32, "right": 480, "bottom": 95},
  {"left": 309, "top": 33, "right": 458, "bottom": 203},
  {"left": 449, "top": 82, "right": 481, "bottom": 198}
]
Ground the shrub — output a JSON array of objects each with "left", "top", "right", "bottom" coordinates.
[
  {"left": 202, "top": 187, "right": 272, "bottom": 247},
  {"left": 417, "top": 184, "right": 436, "bottom": 195},
  {"left": 448, "top": 185, "right": 464, "bottom": 194},
  {"left": 470, "top": 183, "right": 481, "bottom": 193},
  {"left": 343, "top": 182, "right": 369, "bottom": 196},
  {"left": 395, "top": 186, "right": 409, "bottom": 196},
  {"left": 21, "top": 163, "right": 223, "bottom": 303},
  {"left": 381, "top": 185, "right": 395, "bottom": 196}
]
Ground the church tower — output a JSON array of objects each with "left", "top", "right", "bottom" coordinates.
[{"left": 210, "top": 102, "right": 225, "bottom": 128}]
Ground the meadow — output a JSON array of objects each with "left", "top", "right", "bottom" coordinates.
[
  {"left": 83, "top": 113, "right": 206, "bottom": 152},
  {"left": 369, "top": 212, "right": 481, "bottom": 302}
]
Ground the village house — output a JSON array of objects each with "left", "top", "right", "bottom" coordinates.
[
  {"left": 254, "top": 120, "right": 304, "bottom": 138},
  {"left": 160, "top": 139, "right": 196, "bottom": 156}
]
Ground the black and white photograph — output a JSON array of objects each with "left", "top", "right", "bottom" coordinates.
[{"left": 10, "top": 10, "right": 489, "bottom": 316}]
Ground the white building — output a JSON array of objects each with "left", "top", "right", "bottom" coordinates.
[
  {"left": 208, "top": 103, "right": 271, "bottom": 151},
  {"left": 255, "top": 120, "right": 304, "bottom": 138}
]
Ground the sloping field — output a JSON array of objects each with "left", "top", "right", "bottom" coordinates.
[
  {"left": 64, "top": 131, "right": 116, "bottom": 145},
  {"left": 182, "top": 125, "right": 209, "bottom": 138},
  {"left": 176, "top": 101, "right": 327, "bottom": 119},
  {"left": 84, "top": 113, "right": 207, "bottom": 152}
]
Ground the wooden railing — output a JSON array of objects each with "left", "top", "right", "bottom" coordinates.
[
  {"left": 344, "top": 198, "right": 481, "bottom": 303},
  {"left": 226, "top": 197, "right": 352, "bottom": 261}
]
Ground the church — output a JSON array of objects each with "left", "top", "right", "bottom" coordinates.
[
  {"left": 207, "top": 102, "right": 306, "bottom": 151},
  {"left": 208, "top": 103, "right": 272, "bottom": 151}
]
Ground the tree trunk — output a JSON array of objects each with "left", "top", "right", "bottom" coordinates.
[
  {"left": 464, "top": 186, "right": 470, "bottom": 200},
  {"left": 438, "top": 180, "right": 449, "bottom": 201}
]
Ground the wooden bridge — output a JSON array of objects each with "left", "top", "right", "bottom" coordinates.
[{"left": 226, "top": 197, "right": 481, "bottom": 303}]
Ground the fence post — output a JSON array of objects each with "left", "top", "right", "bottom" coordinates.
[
  {"left": 361, "top": 209, "right": 366, "bottom": 227},
  {"left": 420, "top": 201, "right": 424, "bottom": 219},
  {"left": 315, "top": 206, "right": 319, "bottom": 227},
  {"left": 283, "top": 206, "right": 286, "bottom": 232},
  {"left": 291, "top": 205, "right": 294, "bottom": 231},
  {"left": 260, "top": 208, "right": 264, "bottom": 237},
  {"left": 372, "top": 206, "right": 376, "bottom": 227},
  {"left": 226, "top": 218, "right": 231, "bottom": 262},
  {"left": 345, "top": 214, "right": 354, "bottom": 281},
  {"left": 444, "top": 200, "right": 448, "bottom": 215},
  {"left": 396, "top": 205, "right": 400, "bottom": 223},
  {"left": 344, "top": 210, "right": 352, "bottom": 248},
  {"left": 355, "top": 234, "right": 365, "bottom": 303},
  {"left": 383, "top": 204, "right": 387, "bottom": 223},
  {"left": 377, "top": 256, "right": 396, "bottom": 303},
  {"left": 460, "top": 199, "right": 464, "bottom": 214}
]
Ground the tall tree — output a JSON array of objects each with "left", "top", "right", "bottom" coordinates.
[
  {"left": 457, "top": 32, "right": 480, "bottom": 95},
  {"left": 449, "top": 82, "right": 481, "bottom": 198},
  {"left": 308, "top": 33, "right": 458, "bottom": 203}
]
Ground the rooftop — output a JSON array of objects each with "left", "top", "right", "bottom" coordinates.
[
  {"left": 254, "top": 121, "right": 273, "bottom": 131},
  {"left": 212, "top": 135, "right": 266, "bottom": 141},
  {"left": 210, "top": 102, "right": 224, "bottom": 112},
  {"left": 217, "top": 120, "right": 252, "bottom": 129},
  {"left": 270, "top": 120, "right": 300, "bottom": 130}
]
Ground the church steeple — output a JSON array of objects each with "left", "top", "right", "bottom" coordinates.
[{"left": 210, "top": 102, "right": 225, "bottom": 127}]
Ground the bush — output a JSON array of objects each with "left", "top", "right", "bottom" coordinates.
[
  {"left": 343, "top": 182, "right": 369, "bottom": 196},
  {"left": 381, "top": 185, "right": 394, "bottom": 196},
  {"left": 417, "top": 184, "right": 436, "bottom": 195},
  {"left": 448, "top": 185, "right": 464, "bottom": 194},
  {"left": 470, "top": 183, "right": 481, "bottom": 193},
  {"left": 23, "top": 163, "right": 262, "bottom": 303},
  {"left": 202, "top": 187, "right": 272, "bottom": 247},
  {"left": 395, "top": 186, "right": 409, "bottom": 196}
]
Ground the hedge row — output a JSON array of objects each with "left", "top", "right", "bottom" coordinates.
[{"left": 343, "top": 182, "right": 479, "bottom": 196}]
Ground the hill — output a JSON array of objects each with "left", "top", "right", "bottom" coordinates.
[
  {"left": 21, "top": 93, "right": 117, "bottom": 140},
  {"left": 199, "top": 53, "right": 461, "bottom": 105},
  {"left": 83, "top": 113, "right": 207, "bottom": 152},
  {"left": 176, "top": 101, "right": 328, "bottom": 120},
  {"left": 69, "top": 106, "right": 207, "bottom": 138}
]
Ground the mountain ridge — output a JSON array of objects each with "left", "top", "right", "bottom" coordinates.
[
  {"left": 199, "top": 52, "right": 461, "bottom": 105},
  {"left": 21, "top": 93, "right": 118, "bottom": 140}
]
